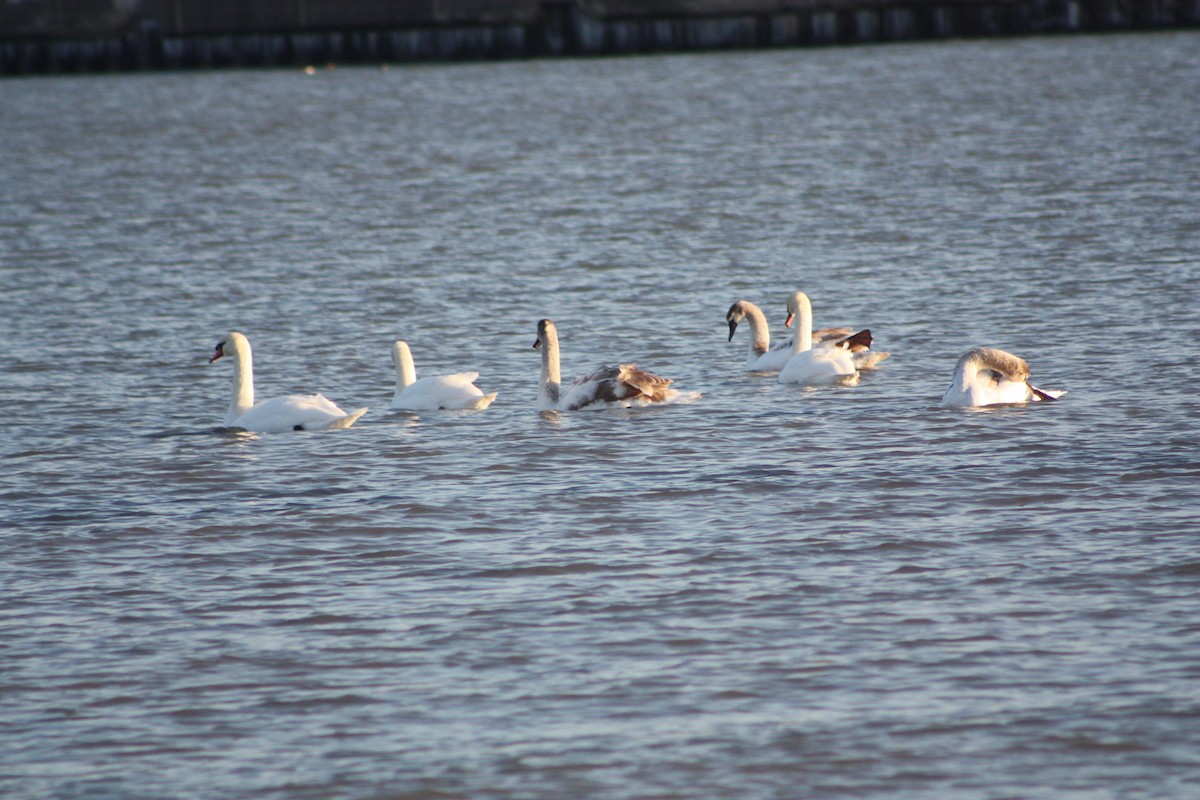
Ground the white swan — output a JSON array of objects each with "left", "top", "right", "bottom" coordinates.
[
  {"left": 532, "top": 318, "right": 684, "bottom": 411},
  {"left": 208, "top": 331, "right": 368, "bottom": 433},
  {"left": 726, "top": 299, "right": 855, "bottom": 372},
  {"left": 389, "top": 340, "right": 497, "bottom": 411},
  {"left": 941, "top": 347, "right": 1067, "bottom": 408},
  {"left": 777, "top": 292, "right": 877, "bottom": 386}
]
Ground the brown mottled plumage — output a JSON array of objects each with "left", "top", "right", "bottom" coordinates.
[
  {"left": 960, "top": 347, "right": 1031, "bottom": 383},
  {"left": 942, "top": 347, "right": 1066, "bottom": 407},
  {"left": 831, "top": 329, "right": 874, "bottom": 353},
  {"left": 534, "top": 318, "right": 680, "bottom": 411},
  {"left": 563, "top": 364, "right": 673, "bottom": 410},
  {"left": 727, "top": 298, "right": 866, "bottom": 371}
]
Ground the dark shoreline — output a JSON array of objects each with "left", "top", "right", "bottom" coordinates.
[{"left": 3, "top": 0, "right": 1198, "bottom": 76}]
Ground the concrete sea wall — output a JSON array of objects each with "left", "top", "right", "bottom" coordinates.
[{"left": 2, "top": 0, "right": 1198, "bottom": 75}]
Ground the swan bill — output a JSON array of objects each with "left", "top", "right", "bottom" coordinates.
[
  {"left": 727, "top": 319, "right": 738, "bottom": 342},
  {"left": 209, "top": 341, "right": 226, "bottom": 363},
  {"left": 534, "top": 318, "right": 554, "bottom": 350}
]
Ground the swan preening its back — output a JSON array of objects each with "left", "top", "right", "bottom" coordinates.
[
  {"left": 941, "top": 347, "right": 1067, "bottom": 408},
  {"left": 389, "top": 340, "right": 497, "bottom": 411},
  {"left": 532, "top": 318, "right": 686, "bottom": 411},
  {"left": 209, "top": 331, "right": 368, "bottom": 433},
  {"left": 776, "top": 291, "right": 889, "bottom": 386}
]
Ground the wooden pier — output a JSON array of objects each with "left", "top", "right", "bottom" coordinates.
[{"left": 2, "top": 0, "right": 1198, "bottom": 75}]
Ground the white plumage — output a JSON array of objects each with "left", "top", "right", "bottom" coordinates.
[
  {"left": 941, "top": 347, "right": 1067, "bottom": 408},
  {"left": 389, "top": 340, "right": 497, "bottom": 411},
  {"left": 777, "top": 292, "right": 881, "bottom": 386},
  {"left": 532, "top": 318, "right": 690, "bottom": 411},
  {"left": 208, "top": 331, "right": 367, "bottom": 433},
  {"left": 725, "top": 299, "right": 855, "bottom": 372}
]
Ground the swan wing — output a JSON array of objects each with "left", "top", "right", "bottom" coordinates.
[
  {"left": 616, "top": 364, "right": 673, "bottom": 399},
  {"left": 748, "top": 342, "right": 795, "bottom": 372},
  {"left": 942, "top": 366, "right": 1065, "bottom": 408},
  {"left": 778, "top": 346, "right": 860, "bottom": 386},
  {"left": 812, "top": 327, "right": 854, "bottom": 346},
  {"left": 829, "top": 329, "right": 873, "bottom": 351},
  {"left": 392, "top": 373, "right": 495, "bottom": 411},
  {"left": 768, "top": 335, "right": 794, "bottom": 353},
  {"left": 750, "top": 330, "right": 870, "bottom": 372},
  {"left": 232, "top": 394, "right": 365, "bottom": 432},
  {"left": 826, "top": 328, "right": 890, "bottom": 370},
  {"left": 560, "top": 364, "right": 673, "bottom": 411}
]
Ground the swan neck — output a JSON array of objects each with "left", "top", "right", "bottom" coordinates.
[
  {"left": 539, "top": 327, "right": 562, "bottom": 406},
  {"left": 744, "top": 299, "right": 772, "bottom": 352},
  {"left": 958, "top": 347, "right": 1029, "bottom": 385},
  {"left": 228, "top": 342, "right": 255, "bottom": 425},
  {"left": 744, "top": 302, "right": 770, "bottom": 353},
  {"left": 393, "top": 341, "right": 417, "bottom": 390},
  {"left": 791, "top": 295, "right": 813, "bottom": 354},
  {"left": 952, "top": 354, "right": 976, "bottom": 391}
]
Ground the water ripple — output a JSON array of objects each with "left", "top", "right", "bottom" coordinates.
[{"left": 3, "top": 31, "right": 1200, "bottom": 800}]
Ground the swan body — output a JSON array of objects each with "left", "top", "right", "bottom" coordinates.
[
  {"left": 777, "top": 292, "right": 871, "bottom": 386},
  {"left": 726, "top": 299, "right": 854, "bottom": 372},
  {"left": 389, "top": 340, "right": 497, "bottom": 411},
  {"left": 778, "top": 343, "right": 860, "bottom": 387},
  {"left": 208, "top": 331, "right": 368, "bottom": 433},
  {"left": 941, "top": 347, "right": 1067, "bottom": 408},
  {"left": 532, "top": 318, "right": 684, "bottom": 411}
]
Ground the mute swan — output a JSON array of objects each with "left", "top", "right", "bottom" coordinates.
[
  {"left": 208, "top": 331, "right": 368, "bottom": 433},
  {"left": 532, "top": 318, "right": 685, "bottom": 411},
  {"left": 786, "top": 294, "right": 889, "bottom": 372},
  {"left": 777, "top": 292, "right": 877, "bottom": 386},
  {"left": 941, "top": 347, "right": 1067, "bottom": 408},
  {"left": 389, "top": 340, "right": 497, "bottom": 411},
  {"left": 726, "top": 299, "right": 855, "bottom": 372}
]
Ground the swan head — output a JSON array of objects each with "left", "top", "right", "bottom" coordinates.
[
  {"left": 960, "top": 347, "right": 1032, "bottom": 382},
  {"left": 210, "top": 331, "right": 249, "bottom": 364},
  {"left": 783, "top": 291, "right": 811, "bottom": 328},
  {"left": 390, "top": 340, "right": 413, "bottom": 366},
  {"left": 725, "top": 302, "right": 748, "bottom": 341},
  {"left": 533, "top": 319, "right": 556, "bottom": 350}
]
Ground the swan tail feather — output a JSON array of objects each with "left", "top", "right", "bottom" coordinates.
[
  {"left": 617, "top": 364, "right": 674, "bottom": 401},
  {"left": 834, "top": 329, "right": 874, "bottom": 352},
  {"left": 1029, "top": 384, "right": 1066, "bottom": 402},
  {"left": 464, "top": 392, "right": 498, "bottom": 410},
  {"left": 328, "top": 407, "right": 369, "bottom": 428},
  {"left": 854, "top": 350, "right": 890, "bottom": 370}
]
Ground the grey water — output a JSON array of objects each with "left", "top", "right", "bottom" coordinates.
[{"left": 2, "top": 31, "right": 1199, "bottom": 800}]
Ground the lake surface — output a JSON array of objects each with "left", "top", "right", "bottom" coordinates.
[{"left": 2, "top": 31, "right": 1199, "bottom": 799}]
